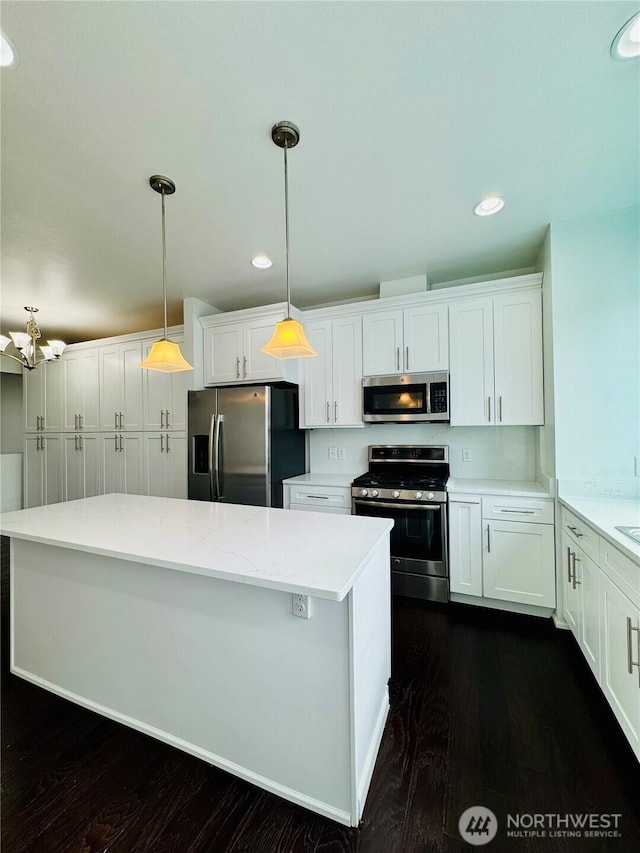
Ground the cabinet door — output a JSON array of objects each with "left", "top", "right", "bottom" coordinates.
[
  {"left": 80, "top": 351, "right": 100, "bottom": 430},
  {"left": 203, "top": 323, "right": 243, "bottom": 385},
  {"left": 24, "top": 368, "right": 45, "bottom": 431},
  {"left": 24, "top": 435, "right": 44, "bottom": 508},
  {"left": 599, "top": 571, "right": 640, "bottom": 756},
  {"left": 243, "top": 316, "right": 287, "bottom": 382},
  {"left": 561, "top": 532, "right": 580, "bottom": 637},
  {"left": 483, "top": 520, "right": 556, "bottom": 607},
  {"left": 63, "top": 434, "right": 84, "bottom": 501},
  {"left": 332, "top": 316, "right": 363, "bottom": 427},
  {"left": 101, "top": 434, "right": 122, "bottom": 494},
  {"left": 43, "top": 434, "right": 64, "bottom": 506},
  {"left": 449, "top": 299, "right": 494, "bottom": 425},
  {"left": 99, "top": 345, "right": 122, "bottom": 431},
  {"left": 63, "top": 355, "right": 84, "bottom": 430},
  {"left": 142, "top": 339, "right": 188, "bottom": 431},
  {"left": 493, "top": 290, "right": 543, "bottom": 425},
  {"left": 165, "top": 433, "right": 187, "bottom": 499},
  {"left": 302, "top": 321, "right": 333, "bottom": 428},
  {"left": 81, "top": 434, "right": 101, "bottom": 498},
  {"left": 143, "top": 433, "right": 169, "bottom": 497},
  {"left": 121, "top": 342, "right": 144, "bottom": 430},
  {"left": 576, "top": 549, "right": 600, "bottom": 679},
  {"left": 44, "top": 363, "right": 64, "bottom": 431},
  {"left": 449, "top": 498, "right": 482, "bottom": 596},
  {"left": 121, "top": 433, "right": 145, "bottom": 495},
  {"left": 63, "top": 350, "right": 100, "bottom": 430},
  {"left": 362, "top": 310, "right": 403, "bottom": 376},
  {"left": 403, "top": 304, "right": 449, "bottom": 372}
]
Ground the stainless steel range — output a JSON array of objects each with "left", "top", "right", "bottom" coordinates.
[{"left": 351, "top": 445, "right": 449, "bottom": 602}]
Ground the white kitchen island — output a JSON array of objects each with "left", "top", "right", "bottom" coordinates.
[{"left": 1, "top": 493, "right": 393, "bottom": 826}]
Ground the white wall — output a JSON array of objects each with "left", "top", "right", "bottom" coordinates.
[
  {"left": 0, "top": 372, "right": 23, "bottom": 454},
  {"left": 309, "top": 424, "right": 538, "bottom": 481},
  {"left": 551, "top": 205, "right": 640, "bottom": 496}
]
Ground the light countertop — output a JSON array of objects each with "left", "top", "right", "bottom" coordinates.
[
  {"left": 0, "top": 494, "right": 393, "bottom": 601},
  {"left": 283, "top": 473, "right": 355, "bottom": 488},
  {"left": 447, "top": 478, "right": 552, "bottom": 498},
  {"left": 559, "top": 496, "right": 640, "bottom": 565}
]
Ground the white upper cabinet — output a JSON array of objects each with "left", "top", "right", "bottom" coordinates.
[
  {"left": 62, "top": 349, "right": 100, "bottom": 431},
  {"left": 449, "top": 288, "right": 543, "bottom": 426},
  {"left": 142, "top": 336, "right": 188, "bottom": 431},
  {"left": 201, "top": 306, "right": 298, "bottom": 386},
  {"left": 24, "top": 367, "right": 45, "bottom": 431},
  {"left": 302, "top": 315, "right": 363, "bottom": 428},
  {"left": 99, "top": 341, "right": 144, "bottom": 431},
  {"left": 362, "top": 304, "right": 448, "bottom": 376}
]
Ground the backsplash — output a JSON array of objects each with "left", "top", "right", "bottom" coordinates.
[{"left": 308, "top": 425, "right": 538, "bottom": 481}]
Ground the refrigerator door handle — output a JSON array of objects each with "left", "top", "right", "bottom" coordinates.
[
  {"left": 208, "top": 413, "right": 216, "bottom": 500},
  {"left": 214, "top": 414, "right": 224, "bottom": 500}
]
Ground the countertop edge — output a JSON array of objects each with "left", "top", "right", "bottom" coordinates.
[{"left": 558, "top": 497, "right": 640, "bottom": 566}]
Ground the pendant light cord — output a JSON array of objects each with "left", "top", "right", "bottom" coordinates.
[
  {"left": 160, "top": 188, "right": 168, "bottom": 340},
  {"left": 283, "top": 141, "right": 291, "bottom": 319}
]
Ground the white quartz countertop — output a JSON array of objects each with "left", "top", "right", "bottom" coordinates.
[
  {"left": 0, "top": 494, "right": 393, "bottom": 601},
  {"left": 559, "top": 496, "right": 640, "bottom": 565},
  {"left": 447, "top": 478, "right": 552, "bottom": 498},
  {"left": 283, "top": 473, "right": 354, "bottom": 488}
]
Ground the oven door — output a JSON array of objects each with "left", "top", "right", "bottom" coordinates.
[{"left": 352, "top": 499, "right": 447, "bottom": 577}]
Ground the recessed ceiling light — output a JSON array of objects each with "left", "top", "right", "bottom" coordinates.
[
  {"left": 0, "top": 32, "right": 17, "bottom": 67},
  {"left": 251, "top": 255, "right": 272, "bottom": 269},
  {"left": 611, "top": 11, "right": 640, "bottom": 60},
  {"left": 473, "top": 197, "right": 505, "bottom": 217}
]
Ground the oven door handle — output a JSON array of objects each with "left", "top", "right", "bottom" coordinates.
[{"left": 353, "top": 500, "right": 442, "bottom": 511}]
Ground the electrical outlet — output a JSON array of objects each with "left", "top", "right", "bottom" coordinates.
[
  {"left": 462, "top": 449, "right": 472, "bottom": 462},
  {"left": 338, "top": 448, "right": 346, "bottom": 460},
  {"left": 328, "top": 447, "right": 337, "bottom": 460},
  {"left": 292, "top": 593, "right": 311, "bottom": 619}
]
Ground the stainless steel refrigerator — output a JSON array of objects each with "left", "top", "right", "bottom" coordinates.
[{"left": 187, "top": 383, "right": 306, "bottom": 507}]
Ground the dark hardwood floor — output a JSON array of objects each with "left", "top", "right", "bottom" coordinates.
[{"left": 2, "top": 535, "right": 639, "bottom": 852}]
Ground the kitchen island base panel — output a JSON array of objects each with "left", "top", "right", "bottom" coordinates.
[{"left": 10, "top": 538, "right": 391, "bottom": 826}]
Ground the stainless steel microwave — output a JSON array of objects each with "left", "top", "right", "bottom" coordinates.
[{"left": 362, "top": 372, "right": 450, "bottom": 423}]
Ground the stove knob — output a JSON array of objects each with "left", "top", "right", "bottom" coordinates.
[
  {"left": 360, "top": 488, "right": 369, "bottom": 497},
  {"left": 415, "top": 491, "right": 423, "bottom": 500},
  {"left": 392, "top": 490, "right": 401, "bottom": 498},
  {"left": 371, "top": 489, "right": 379, "bottom": 498},
  {"left": 428, "top": 491, "right": 435, "bottom": 500}
]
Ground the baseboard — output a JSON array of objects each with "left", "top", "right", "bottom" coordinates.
[
  {"left": 552, "top": 613, "right": 570, "bottom": 630},
  {"left": 11, "top": 666, "right": 353, "bottom": 827},
  {"left": 449, "top": 592, "right": 554, "bottom": 619}
]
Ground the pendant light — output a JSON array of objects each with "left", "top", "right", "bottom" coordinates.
[
  {"left": 0, "top": 306, "right": 65, "bottom": 370},
  {"left": 139, "top": 175, "right": 193, "bottom": 373},
  {"left": 261, "top": 122, "right": 317, "bottom": 360}
]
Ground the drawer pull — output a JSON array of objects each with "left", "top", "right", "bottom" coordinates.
[
  {"left": 567, "top": 525, "right": 583, "bottom": 538},
  {"left": 307, "top": 495, "right": 330, "bottom": 500},
  {"left": 499, "top": 509, "right": 535, "bottom": 515}
]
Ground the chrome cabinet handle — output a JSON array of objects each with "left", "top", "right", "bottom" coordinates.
[
  {"left": 499, "top": 395, "right": 503, "bottom": 422},
  {"left": 566, "top": 546, "right": 573, "bottom": 583},
  {"left": 120, "top": 412, "right": 124, "bottom": 429},
  {"left": 119, "top": 435, "right": 123, "bottom": 452},
  {"left": 160, "top": 410, "right": 165, "bottom": 428},
  {"left": 115, "top": 412, "right": 119, "bottom": 429},
  {"left": 567, "top": 525, "right": 583, "bottom": 538},
  {"left": 166, "top": 434, "right": 170, "bottom": 452},
  {"left": 334, "top": 401, "right": 338, "bottom": 422},
  {"left": 75, "top": 434, "right": 79, "bottom": 451},
  {"left": 115, "top": 435, "right": 119, "bottom": 452},
  {"left": 80, "top": 435, "right": 83, "bottom": 451},
  {"left": 160, "top": 434, "right": 164, "bottom": 453},
  {"left": 166, "top": 410, "right": 170, "bottom": 428},
  {"left": 487, "top": 524, "right": 491, "bottom": 552},
  {"left": 79, "top": 413, "right": 83, "bottom": 429},
  {"left": 406, "top": 346, "right": 409, "bottom": 371},
  {"left": 626, "top": 618, "right": 640, "bottom": 684},
  {"left": 572, "top": 554, "right": 581, "bottom": 588},
  {"left": 236, "top": 357, "right": 241, "bottom": 378},
  {"left": 74, "top": 414, "right": 78, "bottom": 429},
  {"left": 487, "top": 397, "right": 491, "bottom": 422},
  {"left": 243, "top": 356, "right": 247, "bottom": 378},
  {"left": 326, "top": 402, "right": 330, "bottom": 423},
  {"left": 396, "top": 347, "right": 400, "bottom": 371}
]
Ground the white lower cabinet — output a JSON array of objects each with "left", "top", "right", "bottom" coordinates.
[
  {"left": 63, "top": 433, "right": 101, "bottom": 501},
  {"left": 599, "top": 570, "right": 640, "bottom": 757},
  {"left": 144, "top": 432, "right": 187, "bottom": 499},
  {"left": 24, "top": 434, "right": 64, "bottom": 508},
  {"left": 448, "top": 492, "right": 556, "bottom": 610},
  {"left": 101, "top": 432, "right": 145, "bottom": 496}
]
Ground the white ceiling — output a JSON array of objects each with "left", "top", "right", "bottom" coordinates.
[{"left": 1, "top": 1, "right": 638, "bottom": 343}]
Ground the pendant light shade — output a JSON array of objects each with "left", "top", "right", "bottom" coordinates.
[
  {"left": 261, "top": 122, "right": 317, "bottom": 360},
  {"left": 139, "top": 175, "right": 193, "bottom": 373}
]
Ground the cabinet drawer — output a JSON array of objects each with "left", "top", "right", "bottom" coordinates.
[
  {"left": 287, "top": 485, "right": 351, "bottom": 511},
  {"left": 561, "top": 507, "right": 600, "bottom": 564},
  {"left": 600, "top": 538, "right": 640, "bottom": 607},
  {"left": 482, "top": 496, "right": 553, "bottom": 525},
  {"left": 289, "top": 503, "right": 351, "bottom": 516}
]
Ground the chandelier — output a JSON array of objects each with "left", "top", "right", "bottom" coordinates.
[{"left": 0, "top": 307, "right": 66, "bottom": 370}]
